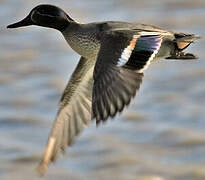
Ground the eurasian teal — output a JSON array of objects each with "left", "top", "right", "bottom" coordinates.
[{"left": 7, "top": 4, "right": 201, "bottom": 175}]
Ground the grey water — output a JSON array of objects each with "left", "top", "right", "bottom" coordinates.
[{"left": 0, "top": 0, "right": 205, "bottom": 180}]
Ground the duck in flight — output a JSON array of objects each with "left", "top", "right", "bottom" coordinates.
[{"left": 7, "top": 4, "right": 201, "bottom": 175}]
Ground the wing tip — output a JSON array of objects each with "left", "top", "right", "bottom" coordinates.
[
  {"left": 36, "top": 161, "right": 48, "bottom": 176},
  {"left": 36, "top": 137, "right": 57, "bottom": 175}
]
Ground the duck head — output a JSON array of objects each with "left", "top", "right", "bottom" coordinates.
[{"left": 7, "top": 4, "right": 74, "bottom": 31}]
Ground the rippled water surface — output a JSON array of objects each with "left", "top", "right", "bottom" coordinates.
[{"left": 1, "top": 0, "right": 205, "bottom": 180}]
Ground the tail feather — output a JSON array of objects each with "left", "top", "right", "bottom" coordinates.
[
  {"left": 175, "top": 33, "right": 201, "bottom": 50},
  {"left": 167, "top": 33, "right": 201, "bottom": 60}
]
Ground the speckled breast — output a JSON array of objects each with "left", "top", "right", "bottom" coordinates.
[{"left": 63, "top": 30, "right": 100, "bottom": 60}]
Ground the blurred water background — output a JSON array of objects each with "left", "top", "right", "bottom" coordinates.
[{"left": 0, "top": 0, "right": 205, "bottom": 180}]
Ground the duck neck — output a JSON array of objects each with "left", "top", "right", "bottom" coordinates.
[
  {"left": 62, "top": 22, "right": 100, "bottom": 59},
  {"left": 56, "top": 15, "right": 75, "bottom": 32}
]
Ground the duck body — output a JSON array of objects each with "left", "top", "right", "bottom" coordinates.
[
  {"left": 7, "top": 4, "right": 201, "bottom": 175},
  {"left": 62, "top": 20, "right": 196, "bottom": 63}
]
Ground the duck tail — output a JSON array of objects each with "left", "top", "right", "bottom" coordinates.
[{"left": 166, "top": 33, "right": 202, "bottom": 60}]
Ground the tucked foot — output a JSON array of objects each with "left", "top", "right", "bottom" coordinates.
[{"left": 166, "top": 52, "right": 198, "bottom": 60}]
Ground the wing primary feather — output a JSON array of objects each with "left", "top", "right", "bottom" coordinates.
[
  {"left": 37, "top": 57, "right": 95, "bottom": 175},
  {"left": 61, "top": 115, "right": 68, "bottom": 152}
]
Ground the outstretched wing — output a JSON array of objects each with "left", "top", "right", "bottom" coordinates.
[
  {"left": 92, "top": 31, "right": 162, "bottom": 124},
  {"left": 38, "top": 57, "right": 95, "bottom": 175}
]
